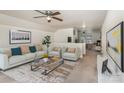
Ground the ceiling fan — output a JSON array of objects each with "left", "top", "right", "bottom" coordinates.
[{"left": 34, "top": 10, "right": 63, "bottom": 23}]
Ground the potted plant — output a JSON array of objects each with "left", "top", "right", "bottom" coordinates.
[{"left": 42, "top": 35, "right": 51, "bottom": 54}]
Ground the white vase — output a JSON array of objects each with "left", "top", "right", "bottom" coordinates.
[{"left": 43, "top": 58, "right": 48, "bottom": 62}]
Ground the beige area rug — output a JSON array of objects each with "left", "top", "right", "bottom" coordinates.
[{"left": 2, "top": 60, "right": 79, "bottom": 83}]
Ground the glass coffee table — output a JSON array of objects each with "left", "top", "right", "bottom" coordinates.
[{"left": 31, "top": 56, "right": 64, "bottom": 75}]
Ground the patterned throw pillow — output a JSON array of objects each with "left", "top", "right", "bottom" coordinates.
[
  {"left": 20, "top": 45, "right": 30, "bottom": 54},
  {"left": 0, "top": 48, "right": 12, "bottom": 57},
  {"left": 67, "top": 48, "right": 76, "bottom": 53},
  {"left": 35, "top": 44, "right": 43, "bottom": 51},
  {"left": 53, "top": 47, "right": 60, "bottom": 51}
]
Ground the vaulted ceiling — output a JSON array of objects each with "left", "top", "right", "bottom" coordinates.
[{"left": 0, "top": 10, "right": 107, "bottom": 31}]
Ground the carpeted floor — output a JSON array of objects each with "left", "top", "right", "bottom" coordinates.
[{"left": 1, "top": 60, "right": 79, "bottom": 83}]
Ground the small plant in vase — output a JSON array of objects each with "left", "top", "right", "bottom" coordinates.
[
  {"left": 43, "top": 54, "right": 49, "bottom": 58},
  {"left": 42, "top": 54, "right": 49, "bottom": 62},
  {"left": 42, "top": 35, "right": 51, "bottom": 54}
]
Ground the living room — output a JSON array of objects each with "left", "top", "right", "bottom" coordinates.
[{"left": 0, "top": 10, "right": 124, "bottom": 83}]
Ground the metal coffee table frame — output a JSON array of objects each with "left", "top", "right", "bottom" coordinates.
[
  {"left": 31, "top": 55, "right": 64, "bottom": 75},
  {"left": 41, "top": 59, "right": 64, "bottom": 75}
]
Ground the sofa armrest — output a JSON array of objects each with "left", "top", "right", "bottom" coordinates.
[
  {"left": 0, "top": 54, "right": 9, "bottom": 70},
  {"left": 61, "top": 47, "right": 66, "bottom": 54},
  {"left": 49, "top": 47, "right": 62, "bottom": 57},
  {"left": 75, "top": 48, "right": 81, "bottom": 58},
  {"left": 49, "top": 47, "right": 61, "bottom": 52}
]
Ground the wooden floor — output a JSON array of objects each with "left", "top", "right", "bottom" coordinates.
[
  {"left": 0, "top": 50, "right": 99, "bottom": 83},
  {"left": 65, "top": 50, "right": 99, "bottom": 83}
]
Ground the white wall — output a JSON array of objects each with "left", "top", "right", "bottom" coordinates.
[
  {"left": 101, "top": 11, "right": 124, "bottom": 76},
  {"left": 0, "top": 13, "right": 55, "bottom": 32},
  {"left": 54, "top": 28, "right": 74, "bottom": 43},
  {"left": 0, "top": 25, "right": 54, "bottom": 48},
  {"left": 54, "top": 27, "right": 101, "bottom": 44},
  {"left": 0, "top": 13, "right": 54, "bottom": 48},
  {"left": 101, "top": 10, "right": 124, "bottom": 54}
]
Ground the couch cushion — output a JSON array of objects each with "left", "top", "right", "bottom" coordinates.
[
  {"left": 0, "top": 48, "right": 12, "bottom": 57},
  {"left": 67, "top": 48, "right": 76, "bottom": 53},
  {"left": 53, "top": 47, "right": 60, "bottom": 51},
  {"left": 9, "top": 55, "right": 26, "bottom": 65},
  {"left": 63, "top": 52, "right": 76, "bottom": 58},
  {"left": 20, "top": 45, "right": 30, "bottom": 54},
  {"left": 11, "top": 47, "right": 22, "bottom": 56},
  {"left": 24, "top": 53, "right": 35, "bottom": 60},
  {"left": 35, "top": 44, "right": 43, "bottom": 51},
  {"left": 49, "top": 51, "right": 60, "bottom": 56},
  {"left": 36, "top": 51, "right": 46, "bottom": 57},
  {"left": 29, "top": 46, "right": 36, "bottom": 53}
]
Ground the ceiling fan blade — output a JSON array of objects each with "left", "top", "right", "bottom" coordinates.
[
  {"left": 52, "top": 17, "right": 63, "bottom": 21},
  {"left": 33, "top": 16, "right": 46, "bottom": 18},
  {"left": 51, "top": 12, "right": 61, "bottom": 16},
  {"left": 34, "top": 10, "right": 46, "bottom": 15}
]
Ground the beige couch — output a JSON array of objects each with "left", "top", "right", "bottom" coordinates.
[{"left": 0, "top": 46, "right": 46, "bottom": 70}]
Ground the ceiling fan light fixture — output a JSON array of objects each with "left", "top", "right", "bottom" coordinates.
[
  {"left": 46, "top": 16, "right": 51, "bottom": 21},
  {"left": 34, "top": 10, "right": 63, "bottom": 23},
  {"left": 82, "top": 22, "right": 86, "bottom": 29},
  {"left": 82, "top": 24, "right": 86, "bottom": 28}
]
